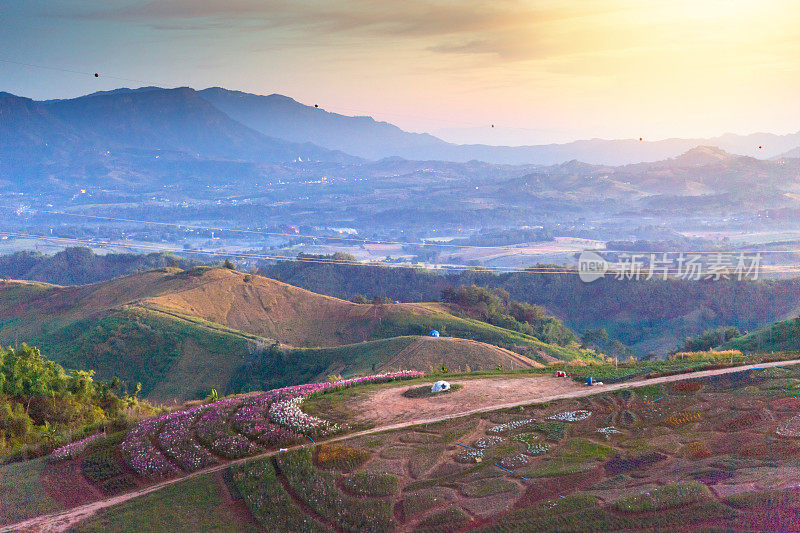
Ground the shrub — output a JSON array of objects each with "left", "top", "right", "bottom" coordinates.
[
  {"left": 315, "top": 443, "right": 371, "bottom": 471},
  {"left": 82, "top": 444, "right": 125, "bottom": 484}
]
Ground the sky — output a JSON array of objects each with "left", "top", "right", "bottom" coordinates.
[{"left": 2, "top": 0, "right": 800, "bottom": 145}]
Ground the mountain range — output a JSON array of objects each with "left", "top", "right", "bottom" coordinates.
[{"left": 3, "top": 85, "right": 800, "bottom": 168}]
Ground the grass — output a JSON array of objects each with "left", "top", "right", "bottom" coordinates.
[
  {"left": 0, "top": 457, "right": 62, "bottom": 526},
  {"left": 414, "top": 506, "right": 472, "bottom": 532},
  {"left": 77, "top": 473, "right": 259, "bottom": 533},
  {"left": 482, "top": 500, "right": 734, "bottom": 533},
  {"left": 408, "top": 446, "right": 445, "bottom": 478},
  {"left": 460, "top": 478, "right": 517, "bottom": 498},
  {"left": 23, "top": 306, "right": 256, "bottom": 401},
  {"left": 520, "top": 460, "right": 594, "bottom": 478},
  {"left": 556, "top": 438, "right": 612, "bottom": 461},
  {"left": 402, "top": 488, "right": 449, "bottom": 518},
  {"left": 725, "top": 489, "right": 800, "bottom": 509},
  {"left": 341, "top": 472, "right": 399, "bottom": 497},
  {"left": 611, "top": 481, "right": 711, "bottom": 512}
]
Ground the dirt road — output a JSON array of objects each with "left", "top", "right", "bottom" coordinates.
[{"left": 5, "top": 358, "right": 799, "bottom": 533}]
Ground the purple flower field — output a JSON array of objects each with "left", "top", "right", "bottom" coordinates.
[{"left": 118, "top": 371, "right": 422, "bottom": 477}]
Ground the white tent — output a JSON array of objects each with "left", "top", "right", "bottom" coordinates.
[{"left": 431, "top": 380, "right": 451, "bottom": 393}]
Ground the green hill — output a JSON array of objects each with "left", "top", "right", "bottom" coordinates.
[
  {"left": 0, "top": 268, "right": 596, "bottom": 401},
  {"left": 723, "top": 317, "right": 800, "bottom": 353}
]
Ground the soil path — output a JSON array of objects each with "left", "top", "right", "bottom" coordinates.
[{"left": 4, "top": 358, "right": 799, "bottom": 533}]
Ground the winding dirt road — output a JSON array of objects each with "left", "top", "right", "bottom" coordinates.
[{"left": 4, "top": 358, "right": 799, "bottom": 533}]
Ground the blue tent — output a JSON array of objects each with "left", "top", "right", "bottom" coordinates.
[{"left": 429, "top": 330, "right": 440, "bottom": 337}]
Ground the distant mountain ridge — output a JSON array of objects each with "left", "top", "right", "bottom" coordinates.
[
  {"left": 197, "top": 87, "right": 800, "bottom": 165},
  {"left": 0, "top": 87, "right": 356, "bottom": 169},
  {"left": 4, "top": 85, "right": 800, "bottom": 167}
]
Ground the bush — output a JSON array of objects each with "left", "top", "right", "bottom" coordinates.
[{"left": 314, "top": 443, "right": 371, "bottom": 471}]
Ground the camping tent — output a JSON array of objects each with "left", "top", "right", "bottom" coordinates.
[
  {"left": 431, "top": 380, "right": 451, "bottom": 393},
  {"left": 429, "top": 330, "right": 440, "bottom": 337}
]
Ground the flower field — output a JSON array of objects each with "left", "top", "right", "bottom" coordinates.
[
  {"left": 276, "top": 449, "right": 396, "bottom": 532},
  {"left": 50, "top": 434, "right": 103, "bottom": 462},
  {"left": 116, "top": 371, "right": 421, "bottom": 477},
  {"left": 41, "top": 364, "right": 800, "bottom": 532}
]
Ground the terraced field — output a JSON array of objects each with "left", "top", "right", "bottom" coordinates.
[{"left": 10, "top": 362, "right": 800, "bottom": 532}]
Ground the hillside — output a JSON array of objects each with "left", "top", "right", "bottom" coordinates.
[
  {"left": 0, "top": 267, "right": 591, "bottom": 400},
  {"left": 265, "top": 259, "right": 800, "bottom": 356},
  {"left": 723, "top": 317, "right": 800, "bottom": 353},
  {"left": 0, "top": 247, "right": 201, "bottom": 286},
  {"left": 7, "top": 362, "right": 800, "bottom": 531},
  {"left": 229, "top": 335, "right": 543, "bottom": 394}
]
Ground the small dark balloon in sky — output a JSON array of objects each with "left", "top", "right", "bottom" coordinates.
[
  {"left": 759, "top": 146, "right": 763, "bottom": 149},
  {"left": 639, "top": 138, "right": 643, "bottom": 141},
  {"left": 491, "top": 124, "right": 494, "bottom": 128},
  {"left": 314, "top": 104, "right": 318, "bottom": 108},
  {"left": 94, "top": 73, "right": 99, "bottom": 77}
]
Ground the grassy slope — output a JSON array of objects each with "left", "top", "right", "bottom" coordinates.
[
  {"left": 76, "top": 473, "right": 260, "bottom": 533},
  {"left": 724, "top": 317, "right": 800, "bottom": 353},
  {"left": 0, "top": 458, "right": 62, "bottom": 525},
  {"left": 140, "top": 269, "right": 591, "bottom": 361},
  {"left": 28, "top": 306, "right": 258, "bottom": 402},
  {"left": 0, "top": 268, "right": 596, "bottom": 401},
  {"left": 229, "top": 335, "right": 543, "bottom": 393}
]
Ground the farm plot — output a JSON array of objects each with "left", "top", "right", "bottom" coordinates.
[
  {"left": 27, "top": 364, "right": 800, "bottom": 532},
  {"left": 237, "top": 370, "right": 800, "bottom": 531}
]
